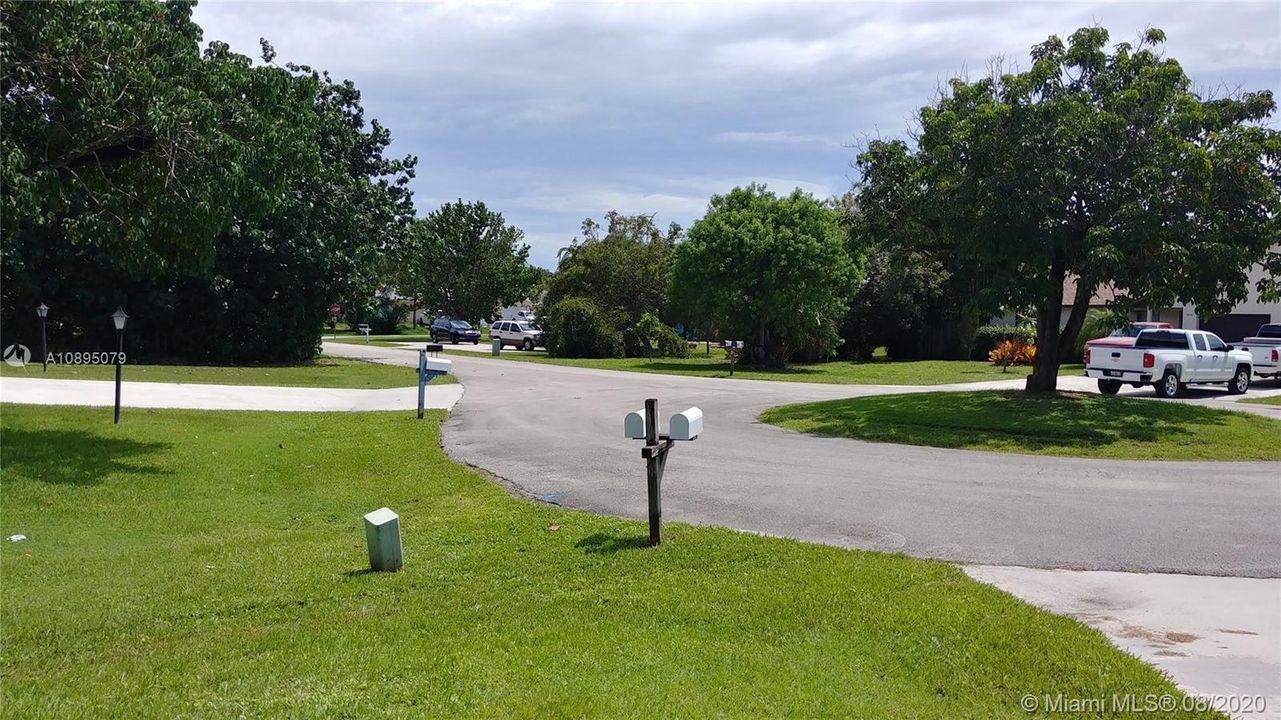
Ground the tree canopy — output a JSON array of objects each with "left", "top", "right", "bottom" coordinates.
[
  {"left": 1, "top": 0, "right": 417, "bottom": 362},
  {"left": 393, "top": 200, "right": 536, "bottom": 324},
  {"left": 540, "top": 212, "right": 685, "bottom": 358},
  {"left": 672, "top": 185, "right": 859, "bottom": 366},
  {"left": 857, "top": 27, "right": 1281, "bottom": 391}
]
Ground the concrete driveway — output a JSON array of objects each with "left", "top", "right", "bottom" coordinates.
[{"left": 324, "top": 341, "right": 1281, "bottom": 578}]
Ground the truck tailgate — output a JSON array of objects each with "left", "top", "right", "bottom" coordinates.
[{"left": 1087, "top": 347, "right": 1150, "bottom": 375}]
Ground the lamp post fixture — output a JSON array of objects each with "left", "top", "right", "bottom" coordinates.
[
  {"left": 111, "top": 307, "right": 128, "bottom": 424},
  {"left": 36, "top": 303, "right": 49, "bottom": 372}
]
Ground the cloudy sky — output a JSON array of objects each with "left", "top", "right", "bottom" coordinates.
[{"left": 193, "top": 1, "right": 1281, "bottom": 268}]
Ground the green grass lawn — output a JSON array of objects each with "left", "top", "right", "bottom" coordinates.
[
  {"left": 0, "top": 355, "right": 443, "bottom": 388},
  {"left": 760, "top": 390, "right": 1281, "bottom": 460},
  {"left": 1240, "top": 394, "right": 1281, "bottom": 406},
  {"left": 0, "top": 405, "right": 1217, "bottom": 718},
  {"left": 447, "top": 346, "right": 1083, "bottom": 385}
]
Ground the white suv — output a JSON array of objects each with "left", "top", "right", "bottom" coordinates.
[{"left": 492, "top": 320, "right": 544, "bottom": 350}]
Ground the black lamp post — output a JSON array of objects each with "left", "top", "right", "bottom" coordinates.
[
  {"left": 36, "top": 303, "right": 49, "bottom": 372},
  {"left": 111, "top": 307, "right": 128, "bottom": 424}
]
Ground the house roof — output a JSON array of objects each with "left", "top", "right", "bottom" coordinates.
[{"left": 1063, "top": 276, "right": 1125, "bottom": 306}]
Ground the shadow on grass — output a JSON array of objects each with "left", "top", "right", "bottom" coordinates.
[
  {"left": 627, "top": 360, "right": 827, "bottom": 376},
  {"left": 0, "top": 428, "right": 171, "bottom": 485},
  {"left": 759, "top": 391, "right": 1255, "bottom": 455},
  {"left": 575, "top": 532, "right": 652, "bottom": 555}
]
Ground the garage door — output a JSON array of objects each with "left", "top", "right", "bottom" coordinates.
[{"left": 1200, "top": 314, "right": 1271, "bottom": 342}]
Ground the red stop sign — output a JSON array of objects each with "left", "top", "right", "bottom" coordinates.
[{"left": 329, "top": 303, "right": 341, "bottom": 317}]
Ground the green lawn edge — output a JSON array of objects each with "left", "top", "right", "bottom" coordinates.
[
  {"left": 759, "top": 390, "right": 1281, "bottom": 461},
  {"left": 0, "top": 404, "right": 1220, "bottom": 718},
  {"left": 1239, "top": 394, "right": 1281, "bottom": 406},
  {"left": 430, "top": 345, "right": 1083, "bottom": 386}
]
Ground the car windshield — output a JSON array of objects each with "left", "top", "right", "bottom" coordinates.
[
  {"left": 517, "top": 322, "right": 539, "bottom": 331},
  {"left": 450, "top": 321, "right": 472, "bottom": 329}
]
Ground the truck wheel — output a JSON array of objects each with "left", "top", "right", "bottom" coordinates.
[
  {"left": 1097, "top": 379, "right": 1122, "bottom": 395},
  {"left": 523, "top": 338, "right": 534, "bottom": 351},
  {"left": 1228, "top": 365, "right": 1251, "bottom": 395},
  {"left": 1154, "top": 370, "right": 1181, "bottom": 399}
]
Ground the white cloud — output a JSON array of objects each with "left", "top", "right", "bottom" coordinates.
[{"left": 191, "top": 1, "right": 1280, "bottom": 269}]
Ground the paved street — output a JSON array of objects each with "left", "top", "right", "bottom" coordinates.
[{"left": 325, "top": 341, "right": 1281, "bottom": 577}]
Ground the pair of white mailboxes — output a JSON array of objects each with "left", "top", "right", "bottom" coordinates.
[{"left": 624, "top": 406, "right": 703, "bottom": 442}]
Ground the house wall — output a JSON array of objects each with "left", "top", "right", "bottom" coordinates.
[{"left": 1181, "top": 261, "right": 1280, "bottom": 340}]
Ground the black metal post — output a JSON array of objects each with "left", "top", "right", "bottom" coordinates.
[
  {"left": 113, "top": 328, "right": 123, "bottom": 424},
  {"left": 40, "top": 316, "right": 48, "bottom": 372},
  {"left": 644, "top": 398, "right": 661, "bottom": 546},
  {"left": 417, "top": 349, "right": 426, "bottom": 420}
]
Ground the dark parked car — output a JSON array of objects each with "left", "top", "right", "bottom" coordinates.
[{"left": 430, "top": 316, "right": 480, "bottom": 344}]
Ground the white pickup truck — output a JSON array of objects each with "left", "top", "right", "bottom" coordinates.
[
  {"left": 1238, "top": 323, "right": 1281, "bottom": 379},
  {"left": 1084, "top": 328, "right": 1253, "bottom": 398}
]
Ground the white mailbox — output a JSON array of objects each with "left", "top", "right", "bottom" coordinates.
[
  {"left": 423, "top": 357, "right": 452, "bottom": 375},
  {"left": 624, "top": 409, "right": 648, "bottom": 439},
  {"left": 670, "top": 406, "right": 703, "bottom": 441}
]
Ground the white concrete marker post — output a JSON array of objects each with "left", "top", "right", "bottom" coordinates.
[{"left": 364, "top": 507, "right": 403, "bottom": 572}]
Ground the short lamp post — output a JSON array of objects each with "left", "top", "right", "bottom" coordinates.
[
  {"left": 36, "top": 303, "right": 49, "bottom": 372},
  {"left": 111, "top": 307, "right": 128, "bottom": 424}
]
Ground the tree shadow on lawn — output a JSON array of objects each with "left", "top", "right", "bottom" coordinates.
[
  {"left": 629, "top": 360, "right": 827, "bottom": 376},
  {"left": 575, "top": 532, "right": 652, "bottom": 555},
  {"left": 0, "top": 428, "right": 171, "bottom": 486},
  {"left": 762, "top": 391, "right": 1243, "bottom": 453}
]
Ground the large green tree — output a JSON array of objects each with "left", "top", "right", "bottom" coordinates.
[
  {"left": 545, "top": 213, "right": 680, "bottom": 317},
  {"left": 672, "top": 185, "right": 859, "bottom": 367},
  {"left": 857, "top": 27, "right": 1281, "bottom": 391},
  {"left": 541, "top": 212, "right": 684, "bottom": 358},
  {"left": 1, "top": 2, "right": 416, "bottom": 362},
  {"left": 394, "top": 201, "right": 535, "bottom": 323},
  {"left": 1, "top": 0, "right": 313, "bottom": 271}
]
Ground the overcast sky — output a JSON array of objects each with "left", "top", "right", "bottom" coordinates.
[{"left": 193, "top": 1, "right": 1281, "bottom": 268}]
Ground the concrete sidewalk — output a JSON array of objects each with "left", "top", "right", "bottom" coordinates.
[
  {"left": 968, "top": 566, "right": 1281, "bottom": 720},
  {"left": 0, "top": 376, "right": 463, "bottom": 412}
]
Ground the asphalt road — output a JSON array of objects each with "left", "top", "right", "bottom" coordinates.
[{"left": 326, "top": 342, "right": 1281, "bottom": 577}]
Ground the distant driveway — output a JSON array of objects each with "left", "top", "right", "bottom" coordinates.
[{"left": 325, "top": 341, "right": 1281, "bottom": 577}]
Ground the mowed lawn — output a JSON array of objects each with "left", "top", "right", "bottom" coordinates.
[
  {"left": 441, "top": 346, "right": 1084, "bottom": 385},
  {"left": 0, "top": 355, "right": 436, "bottom": 388},
  {"left": 760, "top": 391, "right": 1281, "bottom": 460},
  {"left": 0, "top": 405, "right": 1218, "bottom": 718}
]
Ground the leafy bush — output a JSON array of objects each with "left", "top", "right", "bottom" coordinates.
[
  {"left": 1073, "top": 312, "right": 1126, "bottom": 359},
  {"left": 543, "top": 297, "right": 624, "bottom": 359},
  {"left": 971, "top": 325, "right": 1037, "bottom": 361},
  {"left": 988, "top": 339, "right": 1037, "bottom": 366},
  {"left": 627, "top": 312, "right": 689, "bottom": 358}
]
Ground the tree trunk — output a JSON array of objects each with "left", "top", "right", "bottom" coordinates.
[
  {"left": 1057, "top": 281, "right": 1094, "bottom": 365},
  {"left": 1025, "top": 257, "right": 1067, "bottom": 393}
]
